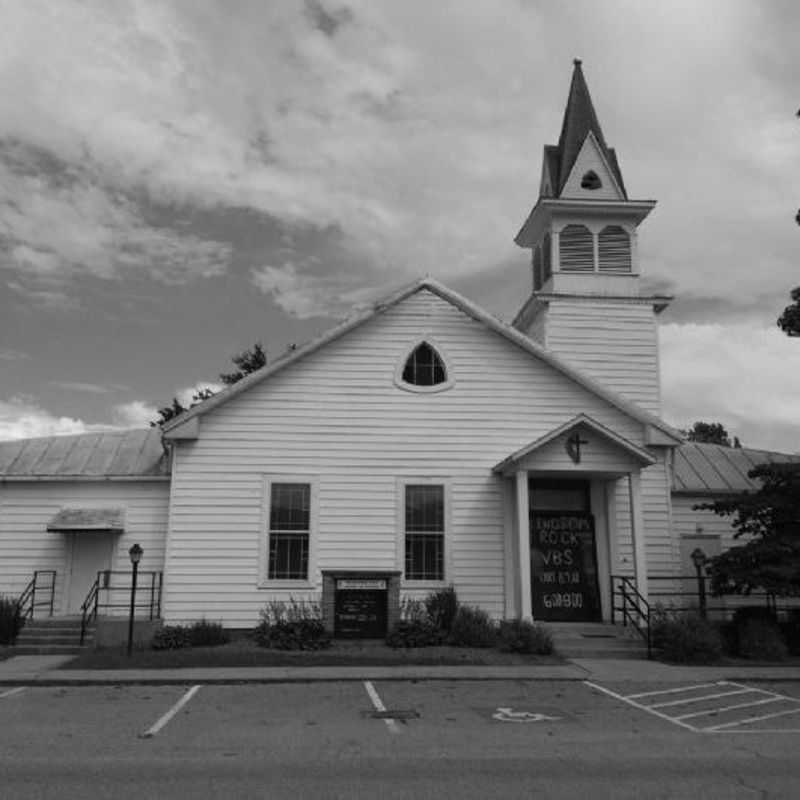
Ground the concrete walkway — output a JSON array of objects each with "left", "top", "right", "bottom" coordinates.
[{"left": 1, "top": 654, "right": 799, "bottom": 686}]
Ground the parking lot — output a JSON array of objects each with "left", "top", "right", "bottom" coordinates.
[{"left": 2, "top": 679, "right": 800, "bottom": 798}]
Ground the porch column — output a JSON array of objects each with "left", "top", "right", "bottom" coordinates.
[
  {"left": 628, "top": 471, "right": 649, "bottom": 601},
  {"left": 515, "top": 470, "right": 532, "bottom": 620}
]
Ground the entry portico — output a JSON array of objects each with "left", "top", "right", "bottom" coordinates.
[{"left": 494, "top": 414, "right": 657, "bottom": 623}]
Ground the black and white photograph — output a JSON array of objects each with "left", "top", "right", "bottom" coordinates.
[{"left": 1, "top": 2, "right": 799, "bottom": 797}]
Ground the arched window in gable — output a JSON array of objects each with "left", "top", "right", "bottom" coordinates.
[
  {"left": 598, "top": 225, "right": 632, "bottom": 272},
  {"left": 402, "top": 342, "right": 447, "bottom": 387}
]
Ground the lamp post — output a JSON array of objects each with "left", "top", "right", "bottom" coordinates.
[
  {"left": 127, "top": 543, "right": 143, "bottom": 656},
  {"left": 690, "top": 547, "right": 707, "bottom": 620}
]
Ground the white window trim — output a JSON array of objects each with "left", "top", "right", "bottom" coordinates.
[
  {"left": 396, "top": 476, "right": 452, "bottom": 589},
  {"left": 393, "top": 336, "right": 455, "bottom": 394},
  {"left": 259, "top": 474, "right": 319, "bottom": 589}
]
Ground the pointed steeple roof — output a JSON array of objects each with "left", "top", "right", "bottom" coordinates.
[{"left": 549, "top": 59, "right": 627, "bottom": 198}]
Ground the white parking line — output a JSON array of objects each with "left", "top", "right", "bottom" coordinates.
[
  {"left": 584, "top": 681, "right": 701, "bottom": 732},
  {"left": 707, "top": 706, "right": 800, "bottom": 732},
  {"left": 626, "top": 683, "right": 720, "bottom": 700},
  {"left": 675, "top": 696, "right": 782, "bottom": 721},
  {"left": 363, "top": 681, "right": 400, "bottom": 735},
  {"left": 586, "top": 679, "right": 800, "bottom": 735},
  {"left": 139, "top": 685, "right": 202, "bottom": 739},
  {"left": 648, "top": 688, "right": 753, "bottom": 709},
  {"left": 0, "top": 687, "right": 26, "bottom": 699}
]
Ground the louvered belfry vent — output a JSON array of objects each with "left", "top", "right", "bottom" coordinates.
[
  {"left": 559, "top": 224, "right": 594, "bottom": 272},
  {"left": 598, "top": 225, "right": 632, "bottom": 272},
  {"left": 533, "top": 246, "right": 543, "bottom": 290},
  {"left": 542, "top": 233, "right": 552, "bottom": 282}
]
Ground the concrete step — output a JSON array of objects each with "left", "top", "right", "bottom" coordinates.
[
  {"left": 542, "top": 622, "right": 649, "bottom": 659},
  {"left": 10, "top": 644, "right": 85, "bottom": 655},
  {"left": 14, "top": 634, "right": 92, "bottom": 646}
]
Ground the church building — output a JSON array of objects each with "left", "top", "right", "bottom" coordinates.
[{"left": 1, "top": 61, "right": 794, "bottom": 641}]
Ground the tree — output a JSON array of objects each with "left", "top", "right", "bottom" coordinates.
[
  {"left": 683, "top": 421, "right": 740, "bottom": 448},
  {"left": 151, "top": 342, "right": 267, "bottom": 427},
  {"left": 699, "top": 462, "right": 800, "bottom": 597},
  {"left": 777, "top": 286, "right": 800, "bottom": 337}
]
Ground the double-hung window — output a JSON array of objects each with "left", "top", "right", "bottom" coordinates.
[
  {"left": 268, "top": 482, "right": 310, "bottom": 580},
  {"left": 404, "top": 484, "right": 445, "bottom": 581}
]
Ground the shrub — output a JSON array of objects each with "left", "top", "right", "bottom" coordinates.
[
  {"left": 651, "top": 611, "right": 722, "bottom": 664},
  {"left": 151, "top": 624, "right": 192, "bottom": 650},
  {"left": 386, "top": 619, "right": 443, "bottom": 648},
  {"left": 497, "top": 619, "right": 553, "bottom": 655},
  {"left": 253, "top": 598, "right": 330, "bottom": 650},
  {"left": 447, "top": 605, "right": 497, "bottom": 648},
  {"left": 399, "top": 596, "right": 428, "bottom": 624},
  {"left": 737, "top": 618, "right": 788, "bottom": 661},
  {"left": 253, "top": 618, "right": 331, "bottom": 650},
  {"left": 189, "top": 619, "right": 230, "bottom": 648},
  {"left": 425, "top": 586, "right": 459, "bottom": 634},
  {"left": 0, "top": 596, "right": 22, "bottom": 645}
]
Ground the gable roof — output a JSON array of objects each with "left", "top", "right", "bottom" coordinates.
[
  {"left": 493, "top": 414, "right": 657, "bottom": 475},
  {"left": 673, "top": 442, "right": 800, "bottom": 495},
  {"left": 0, "top": 429, "right": 168, "bottom": 480},
  {"left": 163, "top": 276, "right": 682, "bottom": 444},
  {"left": 548, "top": 59, "right": 627, "bottom": 199}
]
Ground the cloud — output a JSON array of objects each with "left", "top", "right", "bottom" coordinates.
[
  {"left": 0, "top": 396, "right": 114, "bottom": 441},
  {"left": 175, "top": 382, "right": 223, "bottom": 409},
  {"left": 0, "top": 141, "right": 233, "bottom": 290},
  {"left": 0, "top": 348, "right": 28, "bottom": 360},
  {"left": 1, "top": 1, "right": 796, "bottom": 317},
  {"left": 251, "top": 261, "right": 377, "bottom": 318},
  {"left": 660, "top": 322, "right": 800, "bottom": 452},
  {"left": 112, "top": 400, "right": 158, "bottom": 428}
]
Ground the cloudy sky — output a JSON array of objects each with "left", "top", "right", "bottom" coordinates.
[{"left": 1, "top": 0, "right": 798, "bottom": 451}]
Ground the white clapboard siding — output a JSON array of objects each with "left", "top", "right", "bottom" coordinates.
[
  {"left": 609, "top": 455, "right": 673, "bottom": 584},
  {"left": 544, "top": 300, "right": 662, "bottom": 414},
  {"left": 163, "top": 288, "right": 666, "bottom": 626},
  {"left": 0, "top": 481, "right": 169, "bottom": 615}
]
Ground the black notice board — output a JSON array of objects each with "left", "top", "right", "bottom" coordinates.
[
  {"left": 530, "top": 512, "right": 602, "bottom": 622},
  {"left": 334, "top": 585, "right": 388, "bottom": 638}
]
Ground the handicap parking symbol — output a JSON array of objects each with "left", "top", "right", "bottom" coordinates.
[{"left": 492, "top": 707, "right": 562, "bottom": 723}]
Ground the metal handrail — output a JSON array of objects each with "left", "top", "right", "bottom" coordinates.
[
  {"left": 16, "top": 570, "right": 57, "bottom": 623},
  {"left": 611, "top": 575, "right": 651, "bottom": 659},
  {"left": 78, "top": 570, "right": 163, "bottom": 644},
  {"left": 80, "top": 573, "right": 101, "bottom": 646}
]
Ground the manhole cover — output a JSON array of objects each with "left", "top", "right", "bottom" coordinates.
[{"left": 370, "top": 709, "right": 420, "bottom": 720}]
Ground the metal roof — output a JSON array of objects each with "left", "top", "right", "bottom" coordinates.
[
  {"left": 0, "top": 429, "right": 169, "bottom": 480},
  {"left": 672, "top": 442, "right": 800, "bottom": 495}
]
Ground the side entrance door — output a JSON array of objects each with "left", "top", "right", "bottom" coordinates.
[
  {"left": 66, "top": 533, "right": 115, "bottom": 614},
  {"left": 529, "top": 480, "right": 602, "bottom": 623}
]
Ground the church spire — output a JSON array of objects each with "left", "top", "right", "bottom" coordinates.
[{"left": 545, "top": 59, "right": 627, "bottom": 199}]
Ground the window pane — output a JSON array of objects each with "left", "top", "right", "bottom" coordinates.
[
  {"left": 405, "top": 485, "right": 444, "bottom": 532},
  {"left": 405, "top": 533, "right": 444, "bottom": 580},
  {"left": 268, "top": 532, "right": 309, "bottom": 580},
  {"left": 270, "top": 483, "right": 310, "bottom": 531},
  {"left": 402, "top": 343, "right": 447, "bottom": 386}
]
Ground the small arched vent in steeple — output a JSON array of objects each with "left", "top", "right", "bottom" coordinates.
[
  {"left": 580, "top": 170, "right": 602, "bottom": 190},
  {"left": 402, "top": 342, "right": 447, "bottom": 387}
]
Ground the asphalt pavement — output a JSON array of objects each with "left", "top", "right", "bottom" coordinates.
[{"left": 2, "top": 677, "right": 800, "bottom": 799}]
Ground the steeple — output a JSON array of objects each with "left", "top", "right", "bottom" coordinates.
[
  {"left": 550, "top": 59, "right": 626, "bottom": 199},
  {"left": 512, "top": 60, "right": 671, "bottom": 415}
]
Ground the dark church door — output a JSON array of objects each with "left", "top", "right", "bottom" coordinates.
[{"left": 529, "top": 481, "right": 602, "bottom": 622}]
